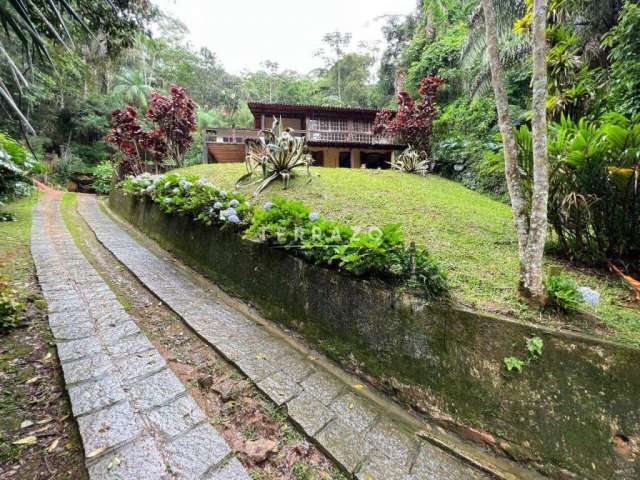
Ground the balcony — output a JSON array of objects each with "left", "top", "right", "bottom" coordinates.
[{"left": 204, "top": 127, "right": 399, "bottom": 146}]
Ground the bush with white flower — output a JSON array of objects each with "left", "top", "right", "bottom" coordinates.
[{"left": 122, "top": 173, "right": 251, "bottom": 227}]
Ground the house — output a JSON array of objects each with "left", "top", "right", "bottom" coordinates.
[{"left": 203, "top": 102, "right": 404, "bottom": 168}]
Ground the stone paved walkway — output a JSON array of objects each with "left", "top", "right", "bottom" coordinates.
[
  {"left": 76, "top": 195, "right": 492, "bottom": 480},
  {"left": 31, "top": 192, "right": 250, "bottom": 480}
]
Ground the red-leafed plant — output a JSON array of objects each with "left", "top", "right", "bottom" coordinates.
[
  {"left": 146, "top": 85, "right": 197, "bottom": 167},
  {"left": 373, "top": 76, "right": 445, "bottom": 155},
  {"left": 107, "top": 85, "right": 196, "bottom": 176}
]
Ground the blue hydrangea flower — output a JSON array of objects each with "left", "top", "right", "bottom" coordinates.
[
  {"left": 227, "top": 214, "right": 240, "bottom": 224},
  {"left": 219, "top": 191, "right": 228, "bottom": 198},
  {"left": 229, "top": 199, "right": 240, "bottom": 208},
  {"left": 213, "top": 202, "right": 223, "bottom": 210},
  {"left": 309, "top": 212, "right": 320, "bottom": 221},
  {"left": 223, "top": 207, "right": 237, "bottom": 217},
  {"left": 577, "top": 286, "right": 600, "bottom": 307},
  {"left": 263, "top": 201, "right": 273, "bottom": 210},
  {"left": 196, "top": 178, "right": 210, "bottom": 186}
]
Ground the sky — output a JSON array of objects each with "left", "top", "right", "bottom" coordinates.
[{"left": 153, "top": 0, "right": 418, "bottom": 74}]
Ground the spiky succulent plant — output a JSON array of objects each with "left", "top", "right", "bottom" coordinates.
[
  {"left": 389, "top": 147, "right": 433, "bottom": 176},
  {"left": 236, "top": 117, "right": 313, "bottom": 194}
]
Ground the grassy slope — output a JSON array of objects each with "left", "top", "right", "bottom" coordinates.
[{"left": 177, "top": 164, "right": 640, "bottom": 346}]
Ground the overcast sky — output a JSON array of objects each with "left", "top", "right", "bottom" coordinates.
[{"left": 153, "top": 0, "right": 417, "bottom": 74}]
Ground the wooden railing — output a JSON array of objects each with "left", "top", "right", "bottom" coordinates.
[{"left": 204, "top": 128, "right": 398, "bottom": 146}]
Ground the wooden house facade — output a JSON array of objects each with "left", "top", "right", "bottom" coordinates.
[{"left": 203, "top": 102, "right": 404, "bottom": 169}]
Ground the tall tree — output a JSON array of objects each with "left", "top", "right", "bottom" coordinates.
[
  {"left": 481, "top": 0, "right": 550, "bottom": 302},
  {"left": 315, "top": 31, "right": 352, "bottom": 102}
]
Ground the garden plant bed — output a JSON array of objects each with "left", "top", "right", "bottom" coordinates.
[
  {"left": 178, "top": 163, "right": 640, "bottom": 347},
  {"left": 111, "top": 183, "right": 640, "bottom": 480}
]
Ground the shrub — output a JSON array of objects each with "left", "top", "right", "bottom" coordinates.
[
  {"left": 122, "top": 173, "right": 251, "bottom": 227},
  {"left": 107, "top": 85, "right": 197, "bottom": 176},
  {"left": 247, "top": 197, "right": 447, "bottom": 298},
  {"left": 237, "top": 118, "right": 313, "bottom": 195},
  {"left": 0, "top": 285, "right": 24, "bottom": 335},
  {"left": 373, "top": 76, "right": 445, "bottom": 155},
  {"left": 390, "top": 147, "right": 432, "bottom": 176},
  {"left": 488, "top": 113, "right": 640, "bottom": 264},
  {"left": 92, "top": 161, "right": 114, "bottom": 194},
  {"left": 0, "top": 132, "right": 42, "bottom": 204},
  {"left": 545, "top": 274, "right": 584, "bottom": 312}
]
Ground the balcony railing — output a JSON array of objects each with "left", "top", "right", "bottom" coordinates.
[{"left": 204, "top": 128, "right": 398, "bottom": 146}]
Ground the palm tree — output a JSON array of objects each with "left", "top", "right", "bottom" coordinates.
[{"left": 112, "top": 69, "right": 152, "bottom": 109}]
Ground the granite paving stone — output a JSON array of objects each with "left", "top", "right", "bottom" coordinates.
[
  {"left": 87, "top": 436, "right": 168, "bottom": 480},
  {"left": 126, "top": 367, "right": 186, "bottom": 411},
  {"left": 299, "top": 371, "right": 345, "bottom": 406},
  {"left": 316, "top": 418, "right": 368, "bottom": 473},
  {"left": 57, "top": 337, "right": 102, "bottom": 363},
  {"left": 76, "top": 401, "right": 142, "bottom": 455},
  {"left": 68, "top": 374, "right": 126, "bottom": 416},
  {"left": 62, "top": 353, "right": 113, "bottom": 385},
  {"left": 329, "top": 392, "right": 380, "bottom": 433},
  {"left": 112, "top": 349, "right": 167, "bottom": 384},
  {"left": 286, "top": 390, "right": 336, "bottom": 436},
  {"left": 206, "top": 458, "right": 251, "bottom": 480},
  {"left": 164, "top": 423, "right": 231, "bottom": 478},
  {"left": 144, "top": 395, "right": 207, "bottom": 438},
  {"left": 257, "top": 371, "right": 302, "bottom": 406}
]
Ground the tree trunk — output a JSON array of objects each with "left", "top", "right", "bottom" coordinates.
[
  {"left": 525, "top": 0, "right": 550, "bottom": 302},
  {"left": 481, "top": 0, "right": 550, "bottom": 303}
]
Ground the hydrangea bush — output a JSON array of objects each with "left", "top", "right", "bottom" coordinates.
[
  {"left": 122, "top": 173, "right": 251, "bottom": 227},
  {"left": 121, "top": 175, "right": 448, "bottom": 299}
]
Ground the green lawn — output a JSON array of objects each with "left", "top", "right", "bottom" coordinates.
[{"left": 176, "top": 164, "right": 640, "bottom": 346}]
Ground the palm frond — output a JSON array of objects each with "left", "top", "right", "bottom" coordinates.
[
  {"left": 461, "top": 0, "right": 528, "bottom": 68},
  {"left": 470, "top": 42, "right": 532, "bottom": 97}
]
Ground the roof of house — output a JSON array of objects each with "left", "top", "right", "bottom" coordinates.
[{"left": 247, "top": 101, "right": 382, "bottom": 118}]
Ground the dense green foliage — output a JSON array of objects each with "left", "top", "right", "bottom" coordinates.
[
  {"left": 544, "top": 274, "right": 586, "bottom": 312},
  {"left": 485, "top": 113, "right": 640, "bottom": 264},
  {"left": 0, "top": 133, "right": 43, "bottom": 216},
  {"left": 92, "top": 162, "right": 115, "bottom": 194},
  {"left": 0, "top": 286, "right": 24, "bottom": 334},
  {"left": 604, "top": 3, "right": 640, "bottom": 118}
]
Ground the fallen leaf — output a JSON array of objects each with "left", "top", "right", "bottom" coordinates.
[
  {"left": 42, "top": 352, "right": 52, "bottom": 361},
  {"left": 25, "top": 376, "right": 40, "bottom": 384},
  {"left": 20, "top": 420, "right": 34, "bottom": 429},
  {"left": 37, "top": 417, "right": 53, "bottom": 425},
  {"left": 255, "top": 353, "right": 268, "bottom": 360},
  {"left": 348, "top": 403, "right": 354, "bottom": 410},
  {"left": 47, "top": 438, "right": 60, "bottom": 452},
  {"left": 13, "top": 435, "right": 37, "bottom": 445},
  {"left": 87, "top": 447, "right": 106, "bottom": 458},
  {"left": 65, "top": 442, "right": 74, "bottom": 450},
  {"left": 107, "top": 455, "right": 121, "bottom": 470},
  {"left": 352, "top": 384, "right": 365, "bottom": 391}
]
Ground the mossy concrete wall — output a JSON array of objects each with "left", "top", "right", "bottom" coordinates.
[{"left": 111, "top": 189, "right": 640, "bottom": 479}]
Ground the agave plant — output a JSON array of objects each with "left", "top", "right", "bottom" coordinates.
[
  {"left": 389, "top": 147, "right": 433, "bottom": 176},
  {"left": 236, "top": 117, "right": 313, "bottom": 195}
]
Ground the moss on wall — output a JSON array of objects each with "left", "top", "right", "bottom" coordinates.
[{"left": 111, "top": 189, "right": 640, "bottom": 479}]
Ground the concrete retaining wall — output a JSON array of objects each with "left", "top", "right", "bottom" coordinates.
[{"left": 110, "top": 189, "right": 640, "bottom": 479}]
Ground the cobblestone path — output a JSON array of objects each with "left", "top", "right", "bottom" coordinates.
[
  {"left": 76, "top": 194, "right": 494, "bottom": 480},
  {"left": 30, "top": 192, "right": 250, "bottom": 480}
]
